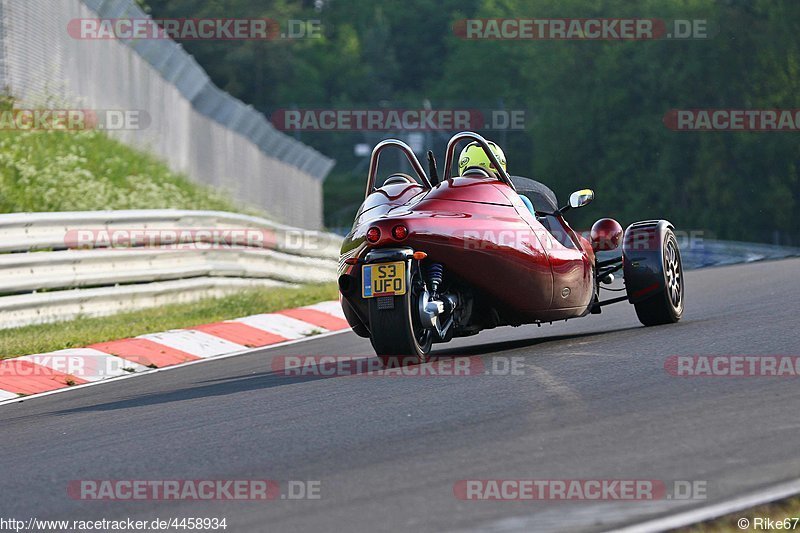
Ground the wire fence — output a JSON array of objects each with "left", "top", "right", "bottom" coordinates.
[{"left": 0, "top": 0, "right": 334, "bottom": 228}]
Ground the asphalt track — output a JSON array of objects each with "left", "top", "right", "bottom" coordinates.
[{"left": 1, "top": 258, "right": 798, "bottom": 532}]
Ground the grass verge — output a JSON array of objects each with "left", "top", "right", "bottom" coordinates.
[
  {"left": 0, "top": 283, "right": 338, "bottom": 359},
  {"left": 678, "top": 495, "right": 800, "bottom": 532},
  {"left": 0, "top": 127, "right": 243, "bottom": 214}
]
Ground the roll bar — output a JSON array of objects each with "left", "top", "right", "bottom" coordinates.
[
  {"left": 442, "top": 131, "right": 516, "bottom": 191},
  {"left": 365, "top": 139, "right": 432, "bottom": 199}
]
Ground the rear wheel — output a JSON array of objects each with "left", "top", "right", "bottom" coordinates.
[
  {"left": 633, "top": 229, "right": 684, "bottom": 326},
  {"left": 368, "top": 262, "right": 432, "bottom": 366}
]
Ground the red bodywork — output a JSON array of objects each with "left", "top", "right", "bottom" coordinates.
[{"left": 339, "top": 173, "right": 596, "bottom": 334}]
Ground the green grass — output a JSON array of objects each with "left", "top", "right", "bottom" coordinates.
[
  {"left": 678, "top": 496, "right": 800, "bottom": 532},
  {"left": 0, "top": 127, "right": 241, "bottom": 214},
  {"left": 0, "top": 283, "right": 338, "bottom": 359}
]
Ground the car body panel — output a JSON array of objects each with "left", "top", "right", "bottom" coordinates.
[{"left": 339, "top": 173, "right": 595, "bottom": 330}]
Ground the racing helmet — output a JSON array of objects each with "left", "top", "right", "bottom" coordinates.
[{"left": 458, "top": 140, "right": 507, "bottom": 175}]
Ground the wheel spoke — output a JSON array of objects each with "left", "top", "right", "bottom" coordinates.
[{"left": 664, "top": 239, "right": 682, "bottom": 308}]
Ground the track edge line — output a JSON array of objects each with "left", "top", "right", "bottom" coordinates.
[{"left": 608, "top": 478, "right": 800, "bottom": 533}]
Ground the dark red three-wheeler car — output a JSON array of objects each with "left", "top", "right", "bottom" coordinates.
[{"left": 338, "top": 132, "right": 684, "bottom": 365}]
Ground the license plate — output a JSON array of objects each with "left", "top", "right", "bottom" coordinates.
[{"left": 362, "top": 261, "right": 406, "bottom": 298}]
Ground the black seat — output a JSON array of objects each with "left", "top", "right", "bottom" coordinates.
[
  {"left": 509, "top": 176, "right": 559, "bottom": 215},
  {"left": 382, "top": 174, "right": 415, "bottom": 186},
  {"left": 510, "top": 176, "right": 577, "bottom": 248},
  {"left": 461, "top": 167, "right": 493, "bottom": 178}
]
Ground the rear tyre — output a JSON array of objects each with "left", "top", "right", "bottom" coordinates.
[
  {"left": 368, "top": 263, "right": 432, "bottom": 367},
  {"left": 633, "top": 229, "right": 684, "bottom": 326}
]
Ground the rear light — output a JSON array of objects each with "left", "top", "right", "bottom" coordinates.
[
  {"left": 413, "top": 251, "right": 427, "bottom": 260},
  {"left": 392, "top": 224, "right": 408, "bottom": 240},
  {"left": 366, "top": 227, "right": 381, "bottom": 243}
]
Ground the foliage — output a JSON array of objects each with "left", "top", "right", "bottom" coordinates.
[{"left": 142, "top": 0, "right": 800, "bottom": 243}]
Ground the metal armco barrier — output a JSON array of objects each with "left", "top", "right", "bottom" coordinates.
[{"left": 0, "top": 210, "right": 342, "bottom": 329}]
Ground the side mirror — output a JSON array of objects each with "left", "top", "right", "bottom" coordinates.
[
  {"left": 558, "top": 189, "right": 594, "bottom": 215},
  {"left": 569, "top": 189, "right": 594, "bottom": 209}
]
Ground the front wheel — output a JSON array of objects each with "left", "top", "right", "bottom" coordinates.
[
  {"left": 633, "top": 229, "right": 684, "bottom": 326},
  {"left": 368, "top": 262, "right": 432, "bottom": 366}
]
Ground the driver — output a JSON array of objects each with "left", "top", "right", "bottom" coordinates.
[{"left": 458, "top": 140, "right": 536, "bottom": 216}]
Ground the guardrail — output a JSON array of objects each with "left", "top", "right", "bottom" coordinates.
[
  {"left": 0, "top": 210, "right": 343, "bottom": 329},
  {"left": 597, "top": 238, "right": 800, "bottom": 270},
  {"left": 0, "top": 210, "right": 341, "bottom": 257},
  {"left": 676, "top": 239, "right": 800, "bottom": 269}
]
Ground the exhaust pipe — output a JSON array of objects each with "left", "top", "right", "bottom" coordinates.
[{"left": 338, "top": 274, "right": 356, "bottom": 295}]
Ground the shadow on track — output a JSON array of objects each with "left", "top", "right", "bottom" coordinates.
[
  {"left": 432, "top": 325, "right": 642, "bottom": 357},
  {"left": 49, "top": 325, "right": 640, "bottom": 415}
]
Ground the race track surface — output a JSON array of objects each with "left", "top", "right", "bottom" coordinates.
[{"left": 1, "top": 258, "right": 798, "bottom": 532}]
